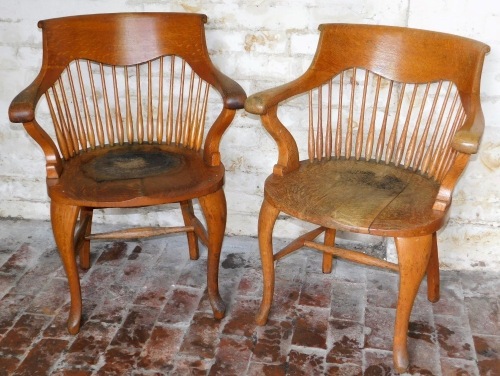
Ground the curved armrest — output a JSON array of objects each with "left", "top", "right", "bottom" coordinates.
[
  {"left": 212, "top": 69, "right": 247, "bottom": 110},
  {"left": 245, "top": 77, "right": 312, "bottom": 115},
  {"left": 9, "top": 75, "right": 44, "bottom": 123},
  {"left": 452, "top": 107, "right": 485, "bottom": 154}
]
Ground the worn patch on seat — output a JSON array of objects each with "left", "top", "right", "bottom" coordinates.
[{"left": 82, "top": 150, "right": 184, "bottom": 182}]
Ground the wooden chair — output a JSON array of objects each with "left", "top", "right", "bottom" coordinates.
[
  {"left": 245, "top": 24, "right": 489, "bottom": 372},
  {"left": 8, "top": 13, "right": 246, "bottom": 334}
]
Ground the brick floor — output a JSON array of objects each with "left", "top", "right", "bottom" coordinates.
[{"left": 0, "top": 218, "right": 498, "bottom": 376}]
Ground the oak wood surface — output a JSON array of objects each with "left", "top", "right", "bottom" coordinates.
[
  {"left": 8, "top": 12, "right": 245, "bottom": 335},
  {"left": 265, "top": 159, "right": 443, "bottom": 237},
  {"left": 47, "top": 143, "right": 225, "bottom": 207},
  {"left": 246, "top": 23, "right": 489, "bottom": 373}
]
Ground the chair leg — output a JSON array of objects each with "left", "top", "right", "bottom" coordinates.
[
  {"left": 426, "top": 232, "right": 440, "bottom": 303},
  {"left": 322, "top": 228, "right": 336, "bottom": 274},
  {"left": 256, "top": 197, "right": 280, "bottom": 326},
  {"left": 198, "top": 188, "right": 226, "bottom": 319},
  {"left": 51, "top": 202, "right": 82, "bottom": 334},
  {"left": 78, "top": 207, "right": 93, "bottom": 270},
  {"left": 180, "top": 200, "right": 200, "bottom": 260},
  {"left": 393, "top": 235, "right": 433, "bottom": 373}
]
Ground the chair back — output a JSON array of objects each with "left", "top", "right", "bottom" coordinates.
[
  {"left": 291, "top": 24, "right": 489, "bottom": 182},
  {"left": 19, "top": 13, "right": 233, "bottom": 169}
]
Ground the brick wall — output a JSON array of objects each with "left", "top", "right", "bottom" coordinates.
[{"left": 1, "top": 0, "right": 499, "bottom": 270}]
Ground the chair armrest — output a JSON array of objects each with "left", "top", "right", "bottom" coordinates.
[
  {"left": 245, "top": 79, "right": 308, "bottom": 115},
  {"left": 212, "top": 69, "right": 247, "bottom": 110},
  {"left": 452, "top": 107, "right": 485, "bottom": 154},
  {"left": 8, "top": 75, "right": 44, "bottom": 123}
]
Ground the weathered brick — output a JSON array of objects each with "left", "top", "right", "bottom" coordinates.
[
  {"left": 179, "top": 311, "right": 222, "bottom": 359},
  {"left": 13, "top": 338, "right": 68, "bottom": 376},
  {"left": 137, "top": 325, "right": 186, "bottom": 371},
  {"left": 291, "top": 306, "right": 329, "bottom": 349},
  {"left": 158, "top": 287, "right": 203, "bottom": 324}
]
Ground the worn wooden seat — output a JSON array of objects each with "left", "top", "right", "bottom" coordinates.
[
  {"left": 245, "top": 24, "right": 489, "bottom": 372},
  {"left": 265, "top": 159, "right": 442, "bottom": 236},
  {"left": 9, "top": 13, "right": 246, "bottom": 334}
]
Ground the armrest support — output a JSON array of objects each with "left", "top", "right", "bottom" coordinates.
[{"left": 9, "top": 72, "right": 63, "bottom": 178}]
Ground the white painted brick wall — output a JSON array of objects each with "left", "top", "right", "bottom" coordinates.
[{"left": 0, "top": 0, "right": 498, "bottom": 270}]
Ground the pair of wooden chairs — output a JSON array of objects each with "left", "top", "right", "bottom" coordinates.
[{"left": 9, "top": 13, "right": 489, "bottom": 373}]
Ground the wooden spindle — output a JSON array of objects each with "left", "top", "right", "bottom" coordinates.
[
  {"left": 175, "top": 60, "right": 186, "bottom": 145},
  {"left": 375, "top": 80, "right": 393, "bottom": 163},
  {"left": 433, "top": 96, "right": 462, "bottom": 180},
  {"left": 87, "top": 61, "right": 105, "bottom": 148},
  {"left": 136, "top": 65, "right": 144, "bottom": 144},
  {"left": 326, "top": 79, "right": 333, "bottom": 159},
  {"left": 437, "top": 108, "right": 465, "bottom": 181},
  {"left": 404, "top": 83, "right": 430, "bottom": 168},
  {"left": 195, "top": 82, "right": 210, "bottom": 151},
  {"left": 413, "top": 81, "right": 443, "bottom": 171},
  {"left": 189, "top": 77, "right": 203, "bottom": 149},
  {"left": 355, "top": 70, "right": 369, "bottom": 160},
  {"left": 52, "top": 84, "right": 76, "bottom": 156},
  {"left": 58, "top": 77, "right": 80, "bottom": 154},
  {"left": 99, "top": 64, "right": 114, "bottom": 146},
  {"left": 124, "top": 66, "right": 134, "bottom": 144},
  {"left": 437, "top": 148, "right": 459, "bottom": 183},
  {"left": 76, "top": 61, "right": 96, "bottom": 150},
  {"left": 345, "top": 68, "right": 356, "bottom": 159},
  {"left": 147, "top": 61, "right": 153, "bottom": 144},
  {"left": 421, "top": 82, "right": 453, "bottom": 174},
  {"left": 365, "top": 75, "right": 381, "bottom": 161},
  {"left": 157, "top": 57, "right": 164, "bottom": 144},
  {"left": 111, "top": 66, "right": 124, "bottom": 145},
  {"left": 308, "top": 90, "right": 315, "bottom": 162},
  {"left": 166, "top": 57, "right": 175, "bottom": 145},
  {"left": 46, "top": 90, "right": 70, "bottom": 159},
  {"left": 316, "top": 86, "right": 323, "bottom": 161},
  {"left": 395, "top": 84, "right": 418, "bottom": 166},
  {"left": 429, "top": 90, "right": 460, "bottom": 177},
  {"left": 67, "top": 67, "right": 88, "bottom": 151},
  {"left": 335, "top": 72, "right": 344, "bottom": 159},
  {"left": 385, "top": 83, "right": 406, "bottom": 164},
  {"left": 183, "top": 69, "right": 196, "bottom": 146}
]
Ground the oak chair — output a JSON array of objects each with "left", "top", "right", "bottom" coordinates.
[
  {"left": 245, "top": 24, "right": 489, "bottom": 372},
  {"left": 8, "top": 13, "right": 246, "bottom": 334}
]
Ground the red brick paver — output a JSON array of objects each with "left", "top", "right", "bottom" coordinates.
[{"left": 0, "top": 219, "right": 498, "bottom": 375}]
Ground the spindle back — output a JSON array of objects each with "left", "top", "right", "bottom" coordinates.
[
  {"left": 44, "top": 56, "right": 215, "bottom": 159},
  {"left": 275, "top": 24, "right": 489, "bottom": 182},
  {"left": 305, "top": 71, "right": 464, "bottom": 182},
  {"left": 12, "top": 13, "right": 243, "bottom": 177}
]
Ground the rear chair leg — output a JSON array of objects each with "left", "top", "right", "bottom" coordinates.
[
  {"left": 426, "top": 232, "right": 440, "bottom": 302},
  {"left": 181, "top": 200, "right": 200, "bottom": 260},
  {"left": 77, "top": 207, "right": 93, "bottom": 270},
  {"left": 322, "top": 228, "right": 336, "bottom": 273}
]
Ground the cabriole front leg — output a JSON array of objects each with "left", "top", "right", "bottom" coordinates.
[
  {"left": 199, "top": 188, "right": 227, "bottom": 319},
  {"left": 51, "top": 202, "right": 82, "bottom": 334},
  {"left": 393, "top": 235, "right": 433, "bottom": 373},
  {"left": 256, "top": 197, "right": 280, "bottom": 325}
]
